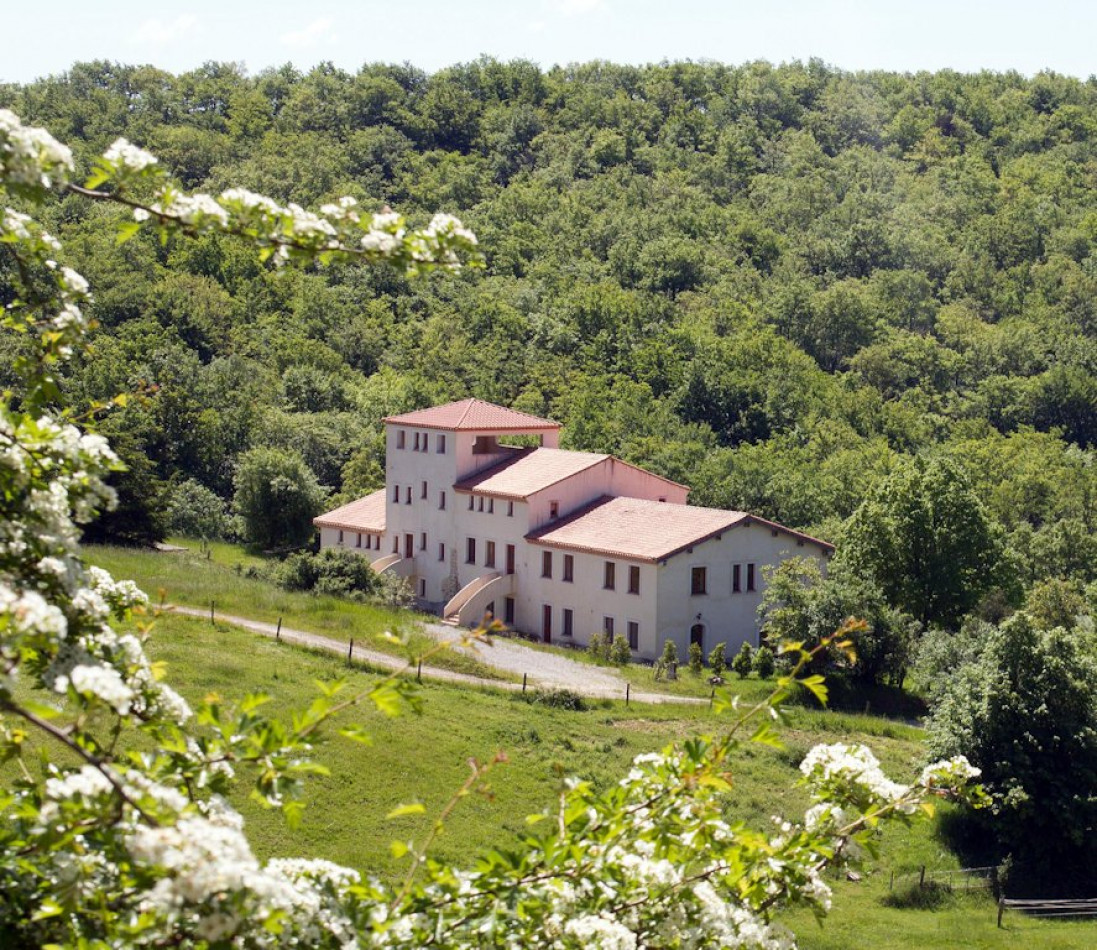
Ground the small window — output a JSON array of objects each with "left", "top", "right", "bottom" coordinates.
[
  {"left": 419, "top": 532, "right": 426, "bottom": 551},
  {"left": 604, "top": 616, "right": 614, "bottom": 636},
  {"left": 392, "top": 536, "right": 399, "bottom": 554},
  {"left": 468, "top": 495, "right": 474, "bottom": 510},
  {"left": 488, "top": 498, "right": 494, "bottom": 514},
  {"left": 658, "top": 496, "right": 666, "bottom": 503},
  {"left": 337, "top": 529, "right": 344, "bottom": 544},
  {"left": 563, "top": 554, "right": 574, "bottom": 583},
  {"left": 747, "top": 563, "right": 756, "bottom": 592},
  {"left": 397, "top": 430, "right": 406, "bottom": 449},
  {"left": 419, "top": 578, "right": 426, "bottom": 597},
  {"left": 628, "top": 565, "right": 640, "bottom": 595},
  {"left": 507, "top": 501, "right": 514, "bottom": 517},
  {"left": 421, "top": 480, "right": 428, "bottom": 500},
  {"left": 627, "top": 621, "right": 639, "bottom": 650},
  {"left": 439, "top": 490, "right": 446, "bottom": 510},
  {"left": 437, "top": 434, "right": 446, "bottom": 454},
  {"left": 542, "top": 550, "right": 553, "bottom": 579},
  {"left": 405, "top": 486, "right": 412, "bottom": 505},
  {"left": 355, "top": 532, "right": 362, "bottom": 548},
  {"left": 413, "top": 432, "right": 420, "bottom": 451},
  {"left": 478, "top": 497, "right": 484, "bottom": 512},
  {"left": 392, "top": 485, "right": 400, "bottom": 502},
  {"left": 438, "top": 542, "right": 445, "bottom": 561},
  {"left": 691, "top": 566, "right": 707, "bottom": 596},
  {"left": 604, "top": 561, "right": 616, "bottom": 590},
  {"left": 466, "top": 538, "right": 476, "bottom": 564},
  {"left": 732, "top": 563, "right": 741, "bottom": 593},
  {"left": 550, "top": 500, "right": 559, "bottom": 519},
  {"left": 563, "top": 608, "right": 574, "bottom": 638},
  {"left": 485, "top": 541, "right": 496, "bottom": 568}
]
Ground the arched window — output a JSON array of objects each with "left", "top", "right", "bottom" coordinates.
[{"left": 690, "top": 624, "right": 705, "bottom": 649}]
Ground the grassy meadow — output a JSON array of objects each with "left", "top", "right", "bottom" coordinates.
[{"left": 132, "top": 615, "right": 1088, "bottom": 949}]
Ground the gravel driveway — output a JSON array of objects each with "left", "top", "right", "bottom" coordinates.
[{"left": 171, "top": 606, "right": 700, "bottom": 705}]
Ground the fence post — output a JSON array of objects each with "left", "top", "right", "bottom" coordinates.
[
  {"left": 417, "top": 658, "right": 422, "bottom": 683},
  {"left": 919, "top": 866, "right": 925, "bottom": 888},
  {"left": 626, "top": 682, "right": 630, "bottom": 706},
  {"left": 275, "top": 616, "right": 282, "bottom": 641},
  {"left": 210, "top": 601, "right": 215, "bottom": 625},
  {"left": 522, "top": 673, "right": 527, "bottom": 693},
  {"left": 347, "top": 639, "right": 353, "bottom": 666},
  {"left": 709, "top": 687, "right": 715, "bottom": 709},
  {"left": 997, "top": 897, "right": 1004, "bottom": 928}
]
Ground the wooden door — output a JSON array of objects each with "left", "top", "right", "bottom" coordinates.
[
  {"left": 506, "top": 544, "right": 516, "bottom": 575},
  {"left": 404, "top": 533, "right": 413, "bottom": 558},
  {"left": 542, "top": 605, "right": 552, "bottom": 643}
]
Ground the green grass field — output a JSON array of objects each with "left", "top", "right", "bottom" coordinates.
[
  {"left": 126, "top": 615, "right": 1088, "bottom": 949},
  {"left": 87, "top": 540, "right": 507, "bottom": 681}
]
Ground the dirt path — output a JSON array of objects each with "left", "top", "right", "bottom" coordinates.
[{"left": 171, "top": 606, "right": 702, "bottom": 706}]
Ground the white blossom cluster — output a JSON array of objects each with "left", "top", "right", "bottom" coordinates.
[
  {"left": 799, "top": 742, "right": 914, "bottom": 811},
  {"left": 0, "top": 108, "right": 73, "bottom": 191},
  {"left": 103, "top": 137, "right": 158, "bottom": 172}
]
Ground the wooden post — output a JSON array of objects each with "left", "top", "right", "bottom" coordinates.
[
  {"left": 709, "top": 687, "right": 715, "bottom": 709},
  {"left": 210, "top": 601, "right": 215, "bottom": 625},
  {"left": 889, "top": 870, "right": 894, "bottom": 891},
  {"left": 416, "top": 658, "right": 422, "bottom": 683},
  {"left": 919, "top": 866, "right": 926, "bottom": 888},
  {"left": 626, "top": 682, "right": 630, "bottom": 706},
  {"left": 997, "top": 897, "right": 1004, "bottom": 928},
  {"left": 275, "top": 617, "right": 282, "bottom": 641},
  {"left": 522, "top": 673, "right": 527, "bottom": 693},
  {"left": 347, "top": 639, "right": 353, "bottom": 666}
]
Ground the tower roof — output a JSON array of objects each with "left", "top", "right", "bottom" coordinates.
[{"left": 384, "top": 399, "right": 559, "bottom": 432}]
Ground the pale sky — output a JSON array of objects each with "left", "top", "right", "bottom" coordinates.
[{"left": 3, "top": 0, "right": 1096, "bottom": 84}]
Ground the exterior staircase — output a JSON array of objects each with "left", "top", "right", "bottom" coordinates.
[{"left": 442, "top": 572, "right": 515, "bottom": 627}]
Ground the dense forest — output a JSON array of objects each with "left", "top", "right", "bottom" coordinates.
[
  {"left": 3, "top": 56, "right": 1097, "bottom": 891},
  {"left": 2, "top": 57, "right": 1095, "bottom": 584}
]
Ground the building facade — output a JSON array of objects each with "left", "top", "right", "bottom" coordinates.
[{"left": 315, "top": 399, "right": 833, "bottom": 661}]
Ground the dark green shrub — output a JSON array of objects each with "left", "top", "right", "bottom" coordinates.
[
  {"left": 688, "top": 641, "right": 704, "bottom": 675},
  {"left": 753, "top": 645, "right": 776, "bottom": 679},
  {"left": 708, "top": 643, "right": 727, "bottom": 678},
  {"left": 732, "top": 642, "right": 754, "bottom": 678}
]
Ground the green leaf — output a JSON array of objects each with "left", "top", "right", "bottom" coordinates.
[
  {"left": 389, "top": 839, "right": 410, "bottom": 858},
  {"left": 387, "top": 802, "right": 426, "bottom": 819},
  {"left": 115, "top": 221, "right": 141, "bottom": 245}
]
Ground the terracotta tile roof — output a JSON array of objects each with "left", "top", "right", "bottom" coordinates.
[
  {"left": 313, "top": 489, "right": 387, "bottom": 532},
  {"left": 528, "top": 496, "right": 749, "bottom": 562},
  {"left": 384, "top": 398, "right": 560, "bottom": 432},
  {"left": 454, "top": 447, "right": 608, "bottom": 499}
]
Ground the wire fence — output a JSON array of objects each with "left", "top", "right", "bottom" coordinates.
[{"left": 890, "top": 864, "right": 1001, "bottom": 894}]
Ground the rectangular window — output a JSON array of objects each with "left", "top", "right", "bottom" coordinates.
[
  {"left": 413, "top": 432, "right": 420, "bottom": 451},
  {"left": 419, "top": 532, "right": 426, "bottom": 551},
  {"left": 439, "top": 490, "right": 446, "bottom": 510},
  {"left": 488, "top": 498, "right": 494, "bottom": 514},
  {"left": 628, "top": 565, "right": 640, "bottom": 595},
  {"left": 504, "top": 597, "right": 515, "bottom": 624},
  {"left": 604, "top": 561, "right": 616, "bottom": 590},
  {"left": 691, "top": 566, "right": 707, "bottom": 596},
  {"left": 392, "top": 536, "right": 399, "bottom": 554},
  {"left": 732, "top": 563, "right": 741, "bottom": 593},
  {"left": 392, "top": 485, "right": 400, "bottom": 502},
  {"left": 542, "top": 550, "right": 553, "bottom": 578},
  {"left": 405, "top": 486, "right": 412, "bottom": 505},
  {"left": 478, "top": 496, "right": 484, "bottom": 512},
  {"left": 563, "top": 554, "right": 574, "bottom": 583},
  {"left": 507, "top": 501, "right": 514, "bottom": 517},
  {"left": 355, "top": 532, "right": 362, "bottom": 548},
  {"left": 437, "top": 434, "right": 446, "bottom": 454},
  {"left": 468, "top": 496, "right": 474, "bottom": 511},
  {"left": 485, "top": 541, "right": 496, "bottom": 568},
  {"left": 747, "top": 563, "right": 756, "bottom": 592},
  {"left": 337, "top": 529, "right": 344, "bottom": 544},
  {"left": 627, "top": 621, "right": 639, "bottom": 650},
  {"left": 397, "top": 430, "right": 406, "bottom": 449},
  {"left": 421, "top": 480, "right": 428, "bottom": 500},
  {"left": 563, "top": 608, "right": 574, "bottom": 638},
  {"left": 466, "top": 538, "right": 476, "bottom": 564},
  {"left": 438, "top": 542, "right": 445, "bottom": 561},
  {"left": 550, "top": 500, "right": 559, "bottom": 519},
  {"left": 603, "top": 616, "right": 614, "bottom": 637},
  {"left": 419, "top": 578, "right": 426, "bottom": 597}
]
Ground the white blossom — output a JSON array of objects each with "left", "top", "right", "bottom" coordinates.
[{"left": 104, "top": 137, "right": 158, "bottom": 172}]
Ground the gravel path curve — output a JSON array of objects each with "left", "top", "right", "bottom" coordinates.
[{"left": 171, "top": 607, "right": 701, "bottom": 706}]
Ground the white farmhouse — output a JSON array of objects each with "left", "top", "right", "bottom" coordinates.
[{"left": 314, "top": 398, "right": 832, "bottom": 661}]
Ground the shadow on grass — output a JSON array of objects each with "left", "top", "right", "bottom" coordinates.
[{"left": 881, "top": 882, "right": 954, "bottom": 910}]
